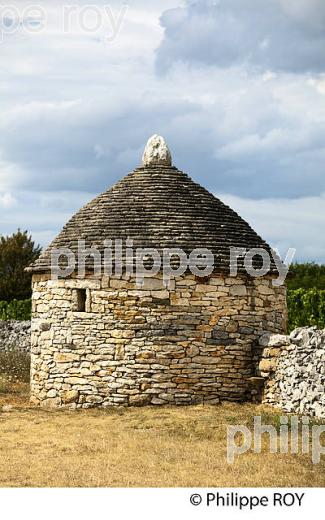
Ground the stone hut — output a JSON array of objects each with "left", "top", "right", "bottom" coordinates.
[{"left": 28, "top": 135, "right": 287, "bottom": 408}]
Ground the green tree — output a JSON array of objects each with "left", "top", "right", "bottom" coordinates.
[
  {"left": 288, "top": 288, "right": 325, "bottom": 331},
  {"left": 0, "top": 230, "right": 41, "bottom": 301},
  {"left": 287, "top": 262, "right": 325, "bottom": 290}
]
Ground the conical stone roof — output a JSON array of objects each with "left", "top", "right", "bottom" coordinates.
[{"left": 30, "top": 136, "right": 278, "bottom": 275}]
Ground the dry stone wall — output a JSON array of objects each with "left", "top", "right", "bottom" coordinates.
[
  {"left": 258, "top": 327, "right": 325, "bottom": 418},
  {"left": 0, "top": 320, "right": 31, "bottom": 352},
  {"left": 30, "top": 273, "right": 286, "bottom": 408}
]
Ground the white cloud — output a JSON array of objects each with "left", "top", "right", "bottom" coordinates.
[
  {"left": 0, "top": 154, "right": 26, "bottom": 191},
  {"left": 308, "top": 76, "right": 325, "bottom": 95},
  {"left": 220, "top": 192, "right": 325, "bottom": 263},
  {"left": 0, "top": 192, "right": 17, "bottom": 208}
]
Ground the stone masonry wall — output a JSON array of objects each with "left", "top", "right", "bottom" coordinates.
[
  {"left": 30, "top": 273, "right": 286, "bottom": 408},
  {"left": 257, "top": 327, "right": 325, "bottom": 418},
  {"left": 0, "top": 320, "right": 31, "bottom": 352}
]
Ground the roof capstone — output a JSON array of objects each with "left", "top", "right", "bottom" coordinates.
[{"left": 142, "top": 134, "right": 172, "bottom": 167}]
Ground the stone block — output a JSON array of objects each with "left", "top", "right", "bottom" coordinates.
[
  {"left": 196, "top": 284, "right": 219, "bottom": 292},
  {"left": 257, "top": 285, "right": 274, "bottom": 295},
  {"left": 40, "top": 397, "right": 61, "bottom": 408},
  {"left": 129, "top": 394, "right": 151, "bottom": 406},
  {"left": 151, "top": 290, "right": 170, "bottom": 299},
  {"left": 65, "top": 377, "right": 90, "bottom": 385},
  {"left": 230, "top": 285, "right": 247, "bottom": 296},
  {"left": 259, "top": 358, "right": 277, "bottom": 373},
  {"left": 141, "top": 278, "right": 165, "bottom": 291},
  {"left": 259, "top": 333, "right": 291, "bottom": 347},
  {"left": 54, "top": 352, "right": 79, "bottom": 363},
  {"left": 62, "top": 390, "right": 79, "bottom": 404}
]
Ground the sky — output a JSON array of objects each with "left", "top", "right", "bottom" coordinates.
[{"left": 0, "top": 0, "right": 324, "bottom": 263}]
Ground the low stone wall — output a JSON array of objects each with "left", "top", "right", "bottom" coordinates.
[
  {"left": 257, "top": 327, "right": 325, "bottom": 418},
  {"left": 0, "top": 320, "right": 31, "bottom": 352}
]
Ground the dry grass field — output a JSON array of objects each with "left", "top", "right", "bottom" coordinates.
[{"left": 0, "top": 381, "right": 324, "bottom": 488}]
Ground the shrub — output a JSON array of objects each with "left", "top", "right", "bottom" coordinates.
[
  {"left": 0, "top": 299, "right": 31, "bottom": 321},
  {"left": 287, "top": 288, "right": 325, "bottom": 332}
]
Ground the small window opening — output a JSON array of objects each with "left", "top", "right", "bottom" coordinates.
[{"left": 76, "top": 289, "right": 87, "bottom": 312}]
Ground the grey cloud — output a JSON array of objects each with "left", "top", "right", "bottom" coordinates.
[
  {"left": 2, "top": 81, "right": 325, "bottom": 198},
  {"left": 156, "top": 0, "right": 325, "bottom": 74},
  {"left": 221, "top": 192, "right": 325, "bottom": 263},
  {"left": 1, "top": 0, "right": 324, "bottom": 265},
  {"left": 1, "top": 0, "right": 324, "bottom": 200},
  {"left": 0, "top": 97, "right": 198, "bottom": 193}
]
